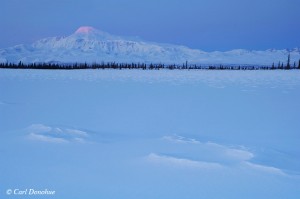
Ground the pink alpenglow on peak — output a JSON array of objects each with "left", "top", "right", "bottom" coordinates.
[{"left": 75, "top": 26, "right": 96, "bottom": 34}]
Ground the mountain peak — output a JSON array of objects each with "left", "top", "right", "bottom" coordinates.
[
  {"left": 1, "top": 26, "right": 300, "bottom": 65},
  {"left": 73, "top": 26, "right": 120, "bottom": 41},
  {"left": 75, "top": 26, "right": 97, "bottom": 34}
]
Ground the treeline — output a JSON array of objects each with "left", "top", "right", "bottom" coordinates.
[{"left": 1, "top": 59, "right": 300, "bottom": 70}]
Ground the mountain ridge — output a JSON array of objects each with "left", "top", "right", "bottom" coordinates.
[{"left": 0, "top": 26, "right": 299, "bottom": 65}]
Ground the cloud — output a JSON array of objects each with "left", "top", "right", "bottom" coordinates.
[{"left": 26, "top": 124, "right": 89, "bottom": 144}]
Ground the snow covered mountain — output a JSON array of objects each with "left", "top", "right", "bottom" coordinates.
[{"left": 0, "top": 26, "right": 299, "bottom": 65}]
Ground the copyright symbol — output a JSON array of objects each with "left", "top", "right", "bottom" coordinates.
[{"left": 6, "top": 189, "right": 12, "bottom": 195}]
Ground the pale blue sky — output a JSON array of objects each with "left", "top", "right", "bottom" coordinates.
[{"left": 1, "top": 0, "right": 299, "bottom": 51}]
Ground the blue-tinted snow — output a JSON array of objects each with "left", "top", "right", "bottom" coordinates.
[{"left": 0, "top": 69, "right": 300, "bottom": 199}]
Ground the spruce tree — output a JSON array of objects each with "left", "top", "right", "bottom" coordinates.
[{"left": 286, "top": 53, "right": 291, "bottom": 69}]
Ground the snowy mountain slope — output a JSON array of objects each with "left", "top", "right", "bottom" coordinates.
[{"left": 0, "top": 26, "right": 299, "bottom": 65}]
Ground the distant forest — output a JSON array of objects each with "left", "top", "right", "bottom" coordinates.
[{"left": 1, "top": 55, "right": 300, "bottom": 71}]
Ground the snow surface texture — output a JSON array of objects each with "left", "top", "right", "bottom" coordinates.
[
  {"left": 0, "top": 69, "right": 300, "bottom": 199},
  {"left": 0, "top": 26, "right": 300, "bottom": 65}
]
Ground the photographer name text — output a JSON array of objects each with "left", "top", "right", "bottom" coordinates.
[{"left": 6, "top": 188, "right": 55, "bottom": 196}]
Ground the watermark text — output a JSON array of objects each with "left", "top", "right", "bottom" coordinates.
[{"left": 6, "top": 188, "right": 55, "bottom": 196}]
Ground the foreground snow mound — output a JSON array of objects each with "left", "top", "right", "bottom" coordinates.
[{"left": 0, "top": 26, "right": 299, "bottom": 65}]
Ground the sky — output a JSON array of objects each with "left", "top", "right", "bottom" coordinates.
[{"left": 1, "top": 0, "right": 300, "bottom": 51}]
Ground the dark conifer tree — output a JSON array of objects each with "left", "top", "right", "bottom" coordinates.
[
  {"left": 286, "top": 53, "right": 291, "bottom": 69},
  {"left": 18, "top": 61, "right": 23, "bottom": 68}
]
